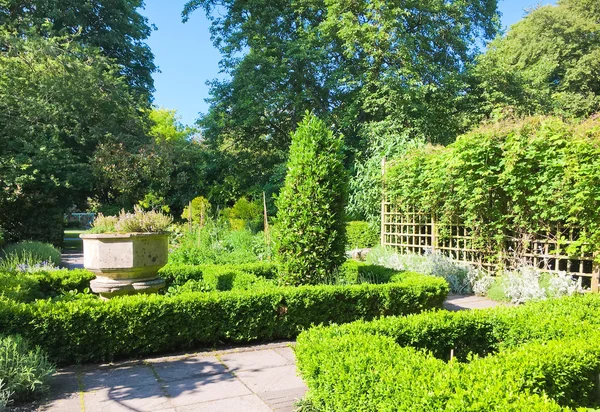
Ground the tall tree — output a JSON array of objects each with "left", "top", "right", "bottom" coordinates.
[
  {"left": 473, "top": 0, "right": 600, "bottom": 119},
  {"left": 0, "top": 31, "right": 149, "bottom": 243},
  {"left": 183, "top": 0, "right": 499, "bottom": 205},
  {"left": 0, "top": 0, "right": 156, "bottom": 99}
]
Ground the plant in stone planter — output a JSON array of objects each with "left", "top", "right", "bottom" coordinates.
[{"left": 81, "top": 207, "right": 173, "bottom": 298}]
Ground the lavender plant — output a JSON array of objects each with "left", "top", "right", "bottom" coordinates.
[{"left": 88, "top": 206, "right": 172, "bottom": 234}]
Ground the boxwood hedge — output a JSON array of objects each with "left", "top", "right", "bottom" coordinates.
[
  {"left": 0, "top": 272, "right": 447, "bottom": 365},
  {"left": 296, "top": 294, "right": 600, "bottom": 411}
]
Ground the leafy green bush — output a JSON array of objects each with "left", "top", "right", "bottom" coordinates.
[
  {"left": 31, "top": 269, "right": 95, "bottom": 297},
  {"left": 0, "top": 273, "right": 41, "bottom": 303},
  {"left": 222, "top": 197, "right": 263, "bottom": 231},
  {"left": 296, "top": 294, "right": 600, "bottom": 411},
  {"left": 0, "top": 274, "right": 448, "bottom": 364},
  {"left": 169, "top": 271, "right": 275, "bottom": 294},
  {"left": 346, "top": 221, "right": 379, "bottom": 249},
  {"left": 181, "top": 196, "right": 211, "bottom": 225},
  {"left": 275, "top": 113, "right": 347, "bottom": 285},
  {"left": 1, "top": 241, "right": 61, "bottom": 270},
  {"left": 0, "top": 335, "right": 55, "bottom": 404}
]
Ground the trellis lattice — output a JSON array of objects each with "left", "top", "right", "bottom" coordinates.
[{"left": 381, "top": 201, "right": 600, "bottom": 291}]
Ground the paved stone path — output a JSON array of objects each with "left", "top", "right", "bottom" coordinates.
[
  {"left": 41, "top": 342, "right": 306, "bottom": 412},
  {"left": 60, "top": 252, "right": 84, "bottom": 270}
]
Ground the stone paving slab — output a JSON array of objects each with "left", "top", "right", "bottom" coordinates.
[{"left": 38, "top": 343, "right": 304, "bottom": 412}]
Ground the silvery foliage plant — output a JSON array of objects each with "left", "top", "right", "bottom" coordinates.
[
  {"left": 366, "top": 246, "right": 484, "bottom": 294},
  {"left": 502, "top": 266, "right": 585, "bottom": 304}
]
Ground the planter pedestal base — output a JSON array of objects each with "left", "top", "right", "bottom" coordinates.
[
  {"left": 90, "top": 277, "right": 166, "bottom": 299},
  {"left": 81, "top": 233, "right": 169, "bottom": 299}
]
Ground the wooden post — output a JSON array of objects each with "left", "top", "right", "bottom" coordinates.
[
  {"left": 188, "top": 200, "right": 192, "bottom": 231},
  {"left": 431, "top": 214, "right": 437, "bottom": 253},
  {"left": 380, "top": 157, "right": 386, "bottom": 247},
  {"left": 592, "top": 253, "right": 599, "bottom": 293},
  {"left": 200, "top": 202, "right": 205, "bottom": 228},
  {"left": 263, "top": 191, "right": 270, "bottom": 246}
]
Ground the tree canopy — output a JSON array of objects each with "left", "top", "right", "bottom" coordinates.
[
  {"left": 0, "top": 0, "right": 156, "bottom": 100},
  {"left": 0, "top": 31, "right": 150, "bottom": 243},
  {"left": 474, "top": 0, "right": 600, "bottom": 119},
  {"left": 182, "top": 0, "right": 500, "bottom": 203}
]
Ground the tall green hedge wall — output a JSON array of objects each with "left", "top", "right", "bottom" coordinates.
[{"left": 385, "top": 116, "right": 600, "bottom": 256}]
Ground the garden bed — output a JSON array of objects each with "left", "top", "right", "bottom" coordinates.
[{"left": 296, "top": 294, "right": 600, "bottom": 411}]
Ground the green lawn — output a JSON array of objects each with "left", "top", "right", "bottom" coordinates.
[{"left": 63, "top": 228, "right": 86, "bottom": 252}]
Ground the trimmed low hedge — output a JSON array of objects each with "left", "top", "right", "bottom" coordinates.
[
  {"left": 296, "top": 294, "right": 600, "bottom": 411},
  {"left": 0, "top": 269, "right": 94, "bottom": 302},
  {"left": 158, "top": 262, "right": 279, "bottom": 288},
  {"left": 0, "top": 272, "right": 447, "bottom": 365}
]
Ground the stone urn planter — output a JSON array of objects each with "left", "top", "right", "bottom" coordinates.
[{"left": 80, "top": 232, "right": 169, "bottom": 299}]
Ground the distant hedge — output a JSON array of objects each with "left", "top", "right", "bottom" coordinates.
[
  {"left": 346, "top": 221, "right": 379, "bottom": 249},
  {"left": 296, "top": 294, "right": 600, "bottom": 411},
  {"left": 386, "top": 116, "right": 600, "bottom": 255},
  {"left": 0, "top": 272, "right": 447, "bottom": 364}
]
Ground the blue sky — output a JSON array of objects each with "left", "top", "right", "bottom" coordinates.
[{"left": 143, "top": 0, "right": 557, "bottom": 126}]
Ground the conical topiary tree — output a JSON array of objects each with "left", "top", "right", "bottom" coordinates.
[{"left": 275, "top": 112, "right": 347, "bottom": 285}]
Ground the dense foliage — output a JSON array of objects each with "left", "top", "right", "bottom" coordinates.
[
  {"left": 0, "top": 32, "right": 149, "bottom": 244},
  {"left": 0, "top": 0, "right": 157, "bottom": 99},
  {"left": 182, "top": 0, "right": 500, "bottom": 205},
  {"left": 474, "top": 0, "right": 600, "bottom": 119},
  {"left": 0, "top": 273, "right": 447, "bottom": 364},
  {"left": 0, "top": 269, "right": 95, "bottom": 302},
  {"left": 346, "top": 221, "right": 379, "bottom": 250},
  {"left": 385, "top": 116, "right": 600, "bottom": 258},
  {"left": 296, "top": 294, "right": 600, "bottom": 410},
  {"left": 275, "top": 114, "right": 347, "bottom": 285},
  {"left": 1, "top": 241, "right": 61, "bottom": 269}
]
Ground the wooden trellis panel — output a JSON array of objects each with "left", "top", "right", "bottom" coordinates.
[{"left": 381, "top": 201, "right": 600, "bottom": 291}]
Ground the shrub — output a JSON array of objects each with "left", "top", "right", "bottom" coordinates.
[
  {"left": 346, "top": 221, "right": 379, "bottom": 249},
  {"left": 0, "top": 203, "right": 64, "bottom": 247},
  {"left": 366, "top": 246, "right": 483, "bottom": 294},
  {"left": 1, "top": 241, "right": 61, "bottom": 269},
  {"left": 0, "top": 335, "right": 55, "bottom": 404},
  {"left": 31, "top": 269, "right": 95, "bottom": 297},
  {"left": 88, "top": 214, "right": 118, "bottom": 234},
  {"left": 385, "top": 116, "right": 600, "bottom": 259},
  {"left": 0, "top": 273, "right": 41, "bottom": 303},
  {"left": 0, "top": 274, "right": 448, "bottom": 364},
  {"left": 181, "top": 196, "right": 211, "bottom": 225},
  {"left": 0, "top": 269, "right": 94, "bottom": 303},
  {"left": 275, "top": 113, "right": 347, "bottom": 285},
  {"left": 486, "top": 268, "right": 585, "bottom": 304},
  {"left": 295, "top": 294, "right": 600, "bottom": 411},
  {"left": 158, "top": 262, "right": 277, "bottom": 287},
  {"left": 222, "top": 197, "right": 262, "bottom": 231}
]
